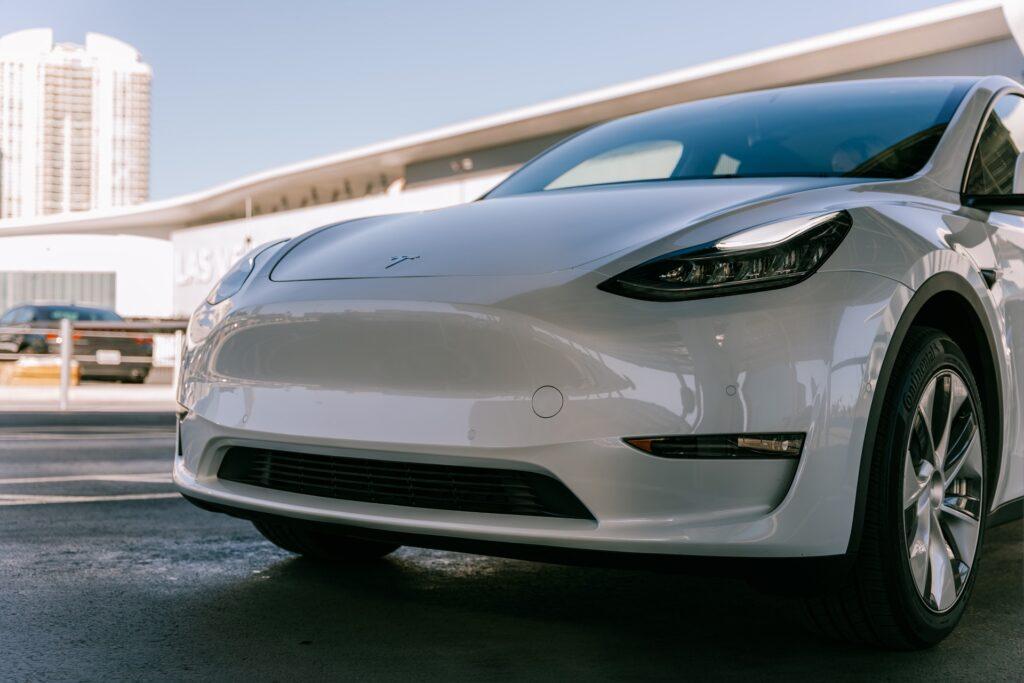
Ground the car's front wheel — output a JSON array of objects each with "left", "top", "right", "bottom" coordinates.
[
  {"left": 253, "top": 517, "right": 400, "bottom": 563},
  {"left": 804, "top": 327, "right": 988, "bottom": 649}
]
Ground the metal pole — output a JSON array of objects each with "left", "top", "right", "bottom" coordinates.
[
  {"left": 58, "top": 317, "right": 72, "bottom": 411},
  {"left": 172, "top": 329, "right": 183, "bottom": 396}
]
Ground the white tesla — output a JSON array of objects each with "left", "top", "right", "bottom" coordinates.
[{"left": 175, "top": 77, "right": 1024, "bottom": 648}]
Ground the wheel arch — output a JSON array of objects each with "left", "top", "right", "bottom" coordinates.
[{"left": 847, "top": 272, "right": 1003, "bottom": 556}]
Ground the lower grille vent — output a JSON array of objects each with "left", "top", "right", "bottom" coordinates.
[{"left": 217, "top": 446, "right": 593, "bottom": 520}]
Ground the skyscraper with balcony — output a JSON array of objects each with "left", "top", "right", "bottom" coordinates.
[{"left": 0, "top": 29, "right": 150, "bottom": 219}]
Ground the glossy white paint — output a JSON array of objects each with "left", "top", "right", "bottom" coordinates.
[
  {"left": 171, "top": 171, "right": 509, "bottom": 314},
  {"left": 269, "top": 179, "right": 857, "bottom": 281},
  {"left": 176, "top": 77, "right": 1024, "bottom": 559}
]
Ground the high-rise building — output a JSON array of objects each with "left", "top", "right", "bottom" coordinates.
[{"left": 0, "top": 28, "right": 150, "bottom": 219}]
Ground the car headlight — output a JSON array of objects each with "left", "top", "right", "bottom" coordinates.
[
  {"left": 205, "top": 240, "right": 288, "bottom": 305},
  {"left": 597, "top": 210, "right": 852, "bottom": 301},
  {"left": 187, "top": 240, "right": 289, "bottom": 349}
]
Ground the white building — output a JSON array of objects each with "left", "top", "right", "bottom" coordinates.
[
  {"left": 0, "top": 29, "right": 151, "bottom": 219},
  {"left": 0, "top": 0, "right": 1023, "bottom": 317}
]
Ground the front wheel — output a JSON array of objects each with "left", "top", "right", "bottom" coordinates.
[
  {"left": 253, "top": 517, "right": 400, "bottom": 563},
  {"left": 804, "top": 327, "right": 987, "bottom": 649}
]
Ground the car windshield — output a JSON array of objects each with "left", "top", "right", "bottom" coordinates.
[
  {"left": 486, "top": 79, "right": 973, "bottom": 198},
  {"left": 35, "top": 306, "right": 123, "bottom": 322}
]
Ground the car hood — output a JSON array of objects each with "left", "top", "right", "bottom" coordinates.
[{"left": 271, "top": 178, "right": 857, "bottom": 281}]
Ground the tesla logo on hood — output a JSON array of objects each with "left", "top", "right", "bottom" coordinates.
[{"left": 386, "top": 255, "right": 420, "bottom": 269}]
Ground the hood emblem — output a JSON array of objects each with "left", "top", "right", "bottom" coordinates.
[{"left": 386, "top": 255, "right": 420, "bottom": 269}]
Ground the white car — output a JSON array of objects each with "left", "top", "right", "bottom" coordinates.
[{"left": 176, "top": 76, "right": 1024, "bottom": 649}]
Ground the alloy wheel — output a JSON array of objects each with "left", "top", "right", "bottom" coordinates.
[{"left": 902, "top": 369, "right": 984, "bottom": 613}]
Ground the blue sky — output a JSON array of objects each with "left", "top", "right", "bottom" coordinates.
[{"left": 2, "top": 0, "right": 950, "bottom": 199}]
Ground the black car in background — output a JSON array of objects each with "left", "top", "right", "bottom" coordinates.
[{"left": 0, "top": 304, "right": 152, "bottom": 383}]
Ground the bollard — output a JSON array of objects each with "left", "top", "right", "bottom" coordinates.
[
  {"left": 58, "top": 317, "right": 72, "bottom": 411},
  {"left": 172, "top": 329, "right": 183, "bottom": 395}
]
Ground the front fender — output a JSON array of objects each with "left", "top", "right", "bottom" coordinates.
[{"left": 845, "top": 271, "right": 1006, "bottom": 555}]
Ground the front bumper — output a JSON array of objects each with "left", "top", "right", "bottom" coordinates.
[{"left": 175, "top": 269, "right": 911, "bottom": 558}]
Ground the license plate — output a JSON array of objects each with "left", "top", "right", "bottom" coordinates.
[{"left": 95, "top": 349, "right": 122, "bottom": 365}]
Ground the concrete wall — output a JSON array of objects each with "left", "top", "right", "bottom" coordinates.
[
  {"left": 0, "top": 271, "right": 116, "bottom": 311},
  {"left": 0, "top": 233, "right": 173, "bottom": 316},
  {"left": 827, "top": 38, "right": 1024, "bottom": 81}
]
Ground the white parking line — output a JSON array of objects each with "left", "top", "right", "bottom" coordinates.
[
  {"left": 0, "top": 492, "right": 181, "bottom": 506},
  {"left": 0, "top": 432, "right": 172, "bottom": 441},
  {"left": 0, "top": 472, "right": 170, "bottom": 485}
]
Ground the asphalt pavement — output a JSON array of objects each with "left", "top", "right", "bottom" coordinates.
[{"left": 1, "top": 415, "right": 1021, "bottom": 680}]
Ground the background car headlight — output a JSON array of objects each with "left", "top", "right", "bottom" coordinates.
[
  {"left": 205, "top": 240, "right": 287, "bottom": 305},
  {"left": 597, "top": 210, "right": 852, "bottom": 301}
]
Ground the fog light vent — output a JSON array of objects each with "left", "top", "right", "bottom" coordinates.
[{"left": 624, "top": 433, "right": 804, "bottom": 459}]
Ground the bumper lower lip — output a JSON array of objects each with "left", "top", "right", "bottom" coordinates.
[
  {"left": 174, "top": 456, "right": 816, "bottom": 558},
  {"left": 174, "top": 414, "right": 813, "bottom": 558},
  {"left": 179, "top": 490, "right": 853, "bottom": 579}
]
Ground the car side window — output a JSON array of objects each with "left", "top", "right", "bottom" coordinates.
[
  {"left": 966, "top": 94, "right": 1024, "bottom": 195},
  {"left": 0, "top": 309, "right": 14, "bottom": 324}
]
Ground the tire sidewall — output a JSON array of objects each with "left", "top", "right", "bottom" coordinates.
[{"left": 880, "top": 333, "right": 987, "bottom": 644}]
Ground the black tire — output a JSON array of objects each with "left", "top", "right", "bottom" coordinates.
[
  {"left": 803, "top": 327, "right": 988, "bottom": 649},
  {"left": 252, "top": 517, "right": 400, "bottom": 563}
]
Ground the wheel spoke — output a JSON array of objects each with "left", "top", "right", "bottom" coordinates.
[
  {"left": 906, "top": 499, "right": 931, "bottom": 596},
  {"left": 927, "top": 509, "right": 957, "bottom": 612},
  {"left": 910, "top": 408, "right": 936, "bottom": 471},
  {"left": 946, "top": 419, "right": 978, "bottom": 483},
  {"left": 931, "top": 374, "right": 959, "bottom": 470},
  {"left": 936, "top": 513, "right": 972, "bottom": 597},
  {"left": 917, "top": 377, "right": 939, "bottom": 459},
  {"left": 903, "top": 455, "right": 932, "bottom": 509},
  {"left": 937, "top": 507, "right": 978, "bottom": 573},
  {"left": 950, "top": 375, "right": 969, "bottom": 415},
  {"left": 941, "top": 498, "right": 981, "bottom": 523}
]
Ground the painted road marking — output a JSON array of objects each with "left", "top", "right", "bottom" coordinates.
[
  {"left": 0, "top": 492, "right": 180, "bottom": 506},
  {"left": 0, "top": 432, "right": 172, "bottom": 441},
  {"left": 0, "top": 472, "right": 171, "bottom": 485}
]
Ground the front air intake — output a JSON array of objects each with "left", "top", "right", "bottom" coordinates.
[{"left": 217, "top": 446, "right": 594, "bottom": 520}]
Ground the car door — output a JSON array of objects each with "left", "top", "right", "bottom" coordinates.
[
  {"left": 12, "top": 307, "right": 37, "bottom": 351},
  {"left": 963, "top": 91, "right": 1024, "bottom": 507}
]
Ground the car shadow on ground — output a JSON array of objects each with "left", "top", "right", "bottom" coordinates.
[{"left": 172, "top": 521, "right": 1022, "bottom": 679}]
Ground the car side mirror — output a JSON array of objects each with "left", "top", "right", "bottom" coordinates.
[
  {"left": 963, "top": 193, "right": 1024, "bottom": 210},
  {"left": 963, "top": 152, "right": 1024, "bottom": 210}
]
